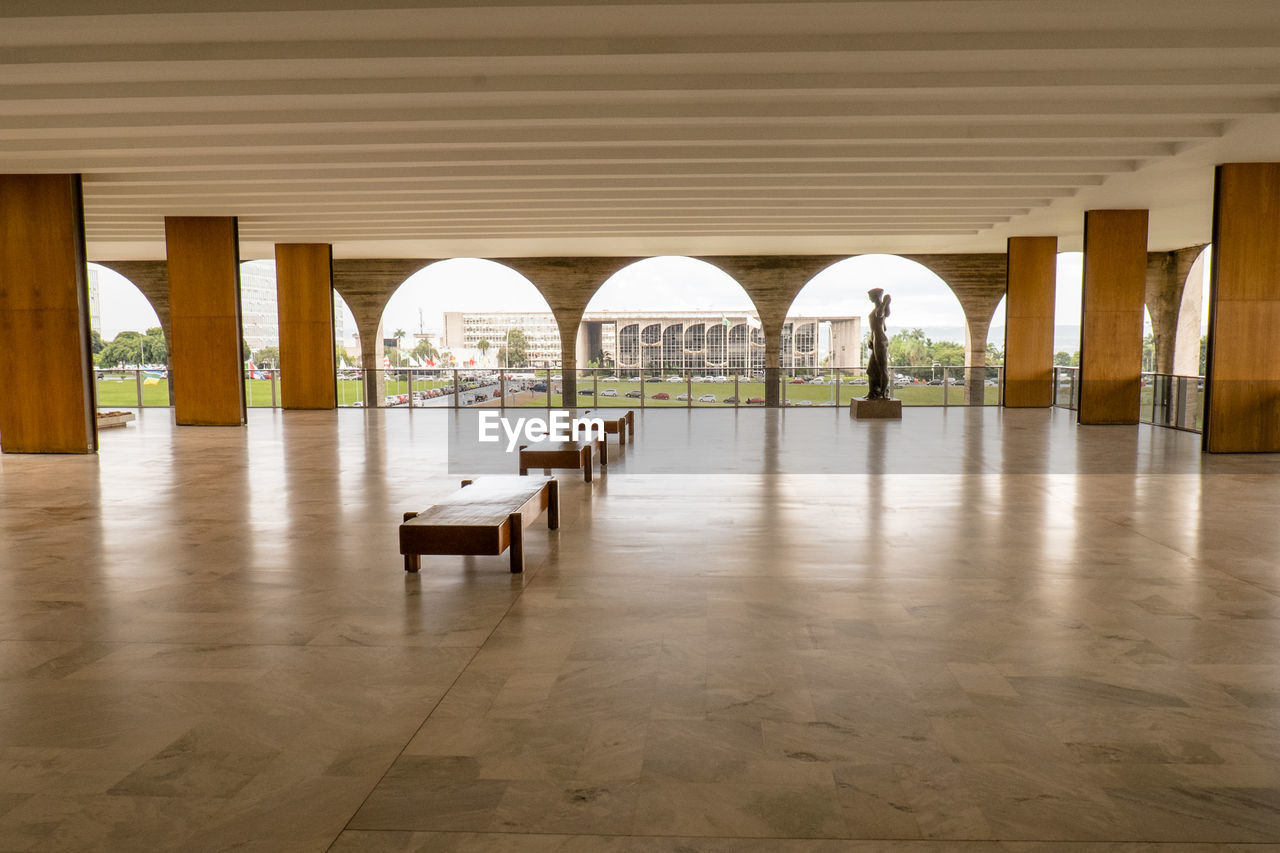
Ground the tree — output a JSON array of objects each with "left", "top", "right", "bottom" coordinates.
[
  {"left": 888, "top": 328, "right": 930, "bottom": 366},
  {"left": 393, "top": 328, "right": 406, "bottom": 348},
  {"left": 242, "top": 338, "right": 251, "bottom": 362},
  {"left": 497, "top": 328, "right": 529, "bottom": 367},
  {"left": 985, "top": 342, "right": 1004, "bottom": 365},
  {"left": 1141, "top": 333, "right": 1155, "bottom": 373},
  {"left": 90, "top": 329, "right": 105, "bottom": 355},
  {"left": 97, "top": 328, "right": 166, "bottom": 367},
  {"left": 1053, "top": 350, "right": 1080, "bottom": 367},
  {"left": 412, "top": 338, "right": 439, "bottom": 365},
  {"left": 476, "top": 338, "right": 491, "bottom": 360},
  {"left": 930, "top": 341, "right": 965, "bottom": 366},
  {"left": 253, "top": 346, "right": 280, "bottom": 368}
]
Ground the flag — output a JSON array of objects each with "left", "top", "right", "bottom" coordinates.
[{"left": 382, "top": 355, "right": 390, "bottom": 369}]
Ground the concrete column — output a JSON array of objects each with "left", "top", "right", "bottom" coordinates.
[
  {"left": 558, "top": 317, "right": 579, "bottom": 401},
  {"left": 0, "top": 174, "right": 96, "bottom": 453},
  {"left": 165, "top": 216, "right": 246, "bottom": 426},
  {"left": 1204, "top": 163, "right": 1280, "bottom": 452},
  {"left": 1079, "top": 209, "right": 1149, "bottom": 425}
]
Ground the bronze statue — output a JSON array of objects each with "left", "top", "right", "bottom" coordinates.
[{"left": 866, "top": 288, "right": 891, "bottom": 400}]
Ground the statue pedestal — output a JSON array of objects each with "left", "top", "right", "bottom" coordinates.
[{"left": 850, "top": 398, "right": 902, "bottom": 420}]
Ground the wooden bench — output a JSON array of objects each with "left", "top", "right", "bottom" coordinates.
[
  {"left": 602, "top": 410, "right": 634, "bottom": 444},
  {"left": 400, "top": 476, "right": 558, "bottom": 574},
  {"left": 518, "top": 439, "right": 603, "bottom": 482}
]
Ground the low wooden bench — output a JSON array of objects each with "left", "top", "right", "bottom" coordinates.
[
  {"left": 518, "top": 439, "right": 603, "bottom": 482},
  {"left": 400, "top": 476, "right": 558, "bottom": 574},
  {"left": 602, "top": 410, "right": 635, "bottom": 444}
]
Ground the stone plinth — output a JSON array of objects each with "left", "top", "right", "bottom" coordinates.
[{"left": 850, "top": 398, "right": 902, "bottom": 419}]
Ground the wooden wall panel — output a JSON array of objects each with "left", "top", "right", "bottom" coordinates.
[
  {"left": 165, "top": 217, "right": 245, "bottom": 426},
  {"left": 275, "top": 243, "right": 336, "bottom": 409},
  {"left": 0, "top": 174, "right": 96, "bottom": 453},
  {"left": 1204, "top": 163, "right": 1280, "bottom": 452},
  {"left": 1003, "top": 236, "right": 1058, "bottom": 407},
  {"left": 1078, "top": 209, "right": 1149, "bottom": 425}
]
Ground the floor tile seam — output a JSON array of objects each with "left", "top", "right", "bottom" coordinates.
[
  {"left": 333, "top": 826, "right": 1280, "bottom": 844},
  {"left": 323, "top": 530, "right": 557, "bottom": 852}
]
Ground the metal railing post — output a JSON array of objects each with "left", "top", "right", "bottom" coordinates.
[
  {"left": 942, "top": 366, "right": 949, "bottom": 408},
  {"left": 453, "top": 369, "right": 460, "bottom": 408},
  {"left": 271, "top": 370, "right": 278, "bottom": 408},
  {"left": 499, "top": 369, "right": 506, "bottom": 408},
  {"left": 135, "top": 368, "right": 144, "bottom": 407}
]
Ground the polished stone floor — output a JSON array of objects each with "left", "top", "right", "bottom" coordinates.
[{"left": 1, "top": 407, "right": 1279, "bottom": 852}]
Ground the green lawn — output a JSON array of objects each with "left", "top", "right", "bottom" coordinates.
[{"left": 96, "top": 374, "right": 1002, "bottom": 409}]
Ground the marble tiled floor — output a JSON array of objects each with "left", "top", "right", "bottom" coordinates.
[{"left": 2, "top": 407, "right": 1279, "bottom": 852}]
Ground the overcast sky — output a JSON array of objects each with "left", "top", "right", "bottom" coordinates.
[{"left": 92, "top": 251, "right": 1186, "bottom": 349}]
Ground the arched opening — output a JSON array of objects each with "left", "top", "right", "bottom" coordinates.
[
  {"left": 88, "top": 262, "right": 169, "bottom": 408},
  {"left": 1173, "top": 245, "right": 1210, "bottom": 377},
  {"left": 240, "top": 259, "right": 280, "bottom": 407},
  {"left": 574, "top": 256, "right": 756, "bottom": 407},
  {"left": 380, "top": 258, "right": 558, "bottom": 408},
  {"left": 333, "top": 291, "right": 361, "bottom": 407},
  {"left": 786, "top": 254, "right": 966, "bottom": 406}
]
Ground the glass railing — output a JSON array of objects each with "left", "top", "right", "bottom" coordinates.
[
  {"left": 94, "top": 368, "right": 172, "bottom": 407},
  {"left": 1052, "top": 367, "right": 1203, "bottom": 433},
  {"left": 332, "top": 367, "right": 1004, "bottom": 409},
  {"left": 1141, "top": 372, "right": 1204, "bottom": 432},
  {"left": 1053, "top": 366, "right": 1080, "bottom": 409},
  {"left": 93, "top": 366, "right": 1008, "bottom": 410},
  {"left": 244, "top": 368, "right": 280, "bottom": 407}
]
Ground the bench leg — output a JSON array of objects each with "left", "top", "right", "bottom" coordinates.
[
  {"left": 598, "top": 437, "right": 607, "bottom": 467},
  {"left": 547, "top": 479, "right": 559, "bottom": 530},
  {"left": 509, "top": 513, "right": 524, "bottom": 573},
  {"left": 583, "top": 446, "right": 592, "bottom": 482},
  {"left": 404, "top": 553, "right": 420, "bottom": 573}
]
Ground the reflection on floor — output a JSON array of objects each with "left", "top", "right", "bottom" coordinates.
[{"left": 1, "top": 407, "right": 1279, "bottom": 852}]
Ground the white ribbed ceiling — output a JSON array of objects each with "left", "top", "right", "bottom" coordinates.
[{"left": 4, "top": 0, "right": 1280, "bottom": 259}]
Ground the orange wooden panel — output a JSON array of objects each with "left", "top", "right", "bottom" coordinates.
[
  {"left": 275, "top": 243, "right": 336, "bottom": 409},
  {"left": 165, "top": 217, "right": 245, "bottom": 426},
  {"left": 1205, "top": 163, "right": 1280, "bottom": 452},
  {"left": 1079, "top": 209, "right": 1148, "bottom": 425},
  {"left": 0, "top": 175, "right": 96, "bottom": 453},
  {"left": 1003, "top": 236, "right": 1057, "bottom": 408}
]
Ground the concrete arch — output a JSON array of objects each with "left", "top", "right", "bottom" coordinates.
[
  {"left": 332, "top": 259, "right": 434, "bottom": 401},
  {"left": 1143, "top": 244, "right": 1208, "bottom": 375},
  {"left": 561, "top": 255, "right": 753, "bottom": 395},
  {"left": 1171, "top": 245, "right": 1210, "bottom": 377},
  {"left": 93, "top": 261, "right": 172, "bottom": 351}
]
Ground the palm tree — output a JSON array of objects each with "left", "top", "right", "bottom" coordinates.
[{"left": 476, "top": 338, "right": 491, "bottom": 363}]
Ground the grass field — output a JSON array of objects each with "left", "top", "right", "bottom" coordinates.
[{"left": 98, "top": 372, "right": 1200, "bottom": 429}]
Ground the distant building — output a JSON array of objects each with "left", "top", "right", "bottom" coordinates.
[
  {"left": 442, "top": 310, "right": 861, "bottom": 371},
  {"left": 86, "top": 267, "right": 102, "bottom": 332},
  {"left": 239, "top": 262, "right": 278, "bottom": 353}
]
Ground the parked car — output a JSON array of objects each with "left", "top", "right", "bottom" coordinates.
[
  {"left": 578, "top": 388, "right": 594, "bottom": 396},
  {"left": 624, "top": 390, "right": 642, "bottom": 398},
  {"left": 698, "top": 393, "right": 717, "bottom": 402},
  {"left": 789, "top": 378, "right": 806, "bottom": 384},
  {"left": 601, "top": 376, "right": 619, "bottom": 382},
  {"left": 722, "top": 396, "right": 738, "bottom": 403},
  {"left": 666, "top": 376, "right": 683, "bottom": 383},
  {"left": 746, "top": 397, "right": 765, "bottom": 404},
  {"left": 531, "top": 382, "right": 547, "bottom": 392},
  {"left": 676, "top": 393, "right": 690, "bottom": 401},
  {"left": 473, "top": 393, "right": 487, "bottom": 402},
  {"left": 651, "top": 392, "right": 670, "bottom": 400},
  {"left": 601, "top": 388, "right": 618, "bottom": 397},
  {"left": 795, "top": 399, "right": 813, "bottom": 406}
]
